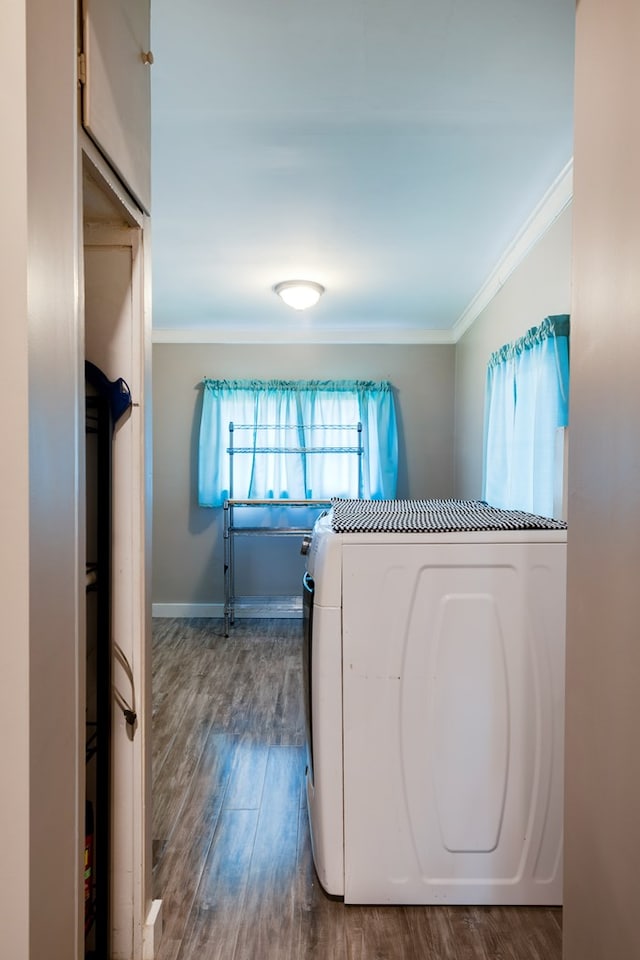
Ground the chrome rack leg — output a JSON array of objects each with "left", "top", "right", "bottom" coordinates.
[{"left": 223, "top": 500, "right": 230, "bottom": 636}]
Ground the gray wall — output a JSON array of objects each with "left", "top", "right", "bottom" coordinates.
[
  {"left": 563, "top": 2, "right": 640, "bottom": 957},
  {"left": 453, "top": 205, "right": 573, "bottom": 500},
  {"left": 152, "top": 342, "right": 455, "bottom": 607}
]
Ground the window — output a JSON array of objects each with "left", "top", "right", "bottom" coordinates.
[
  {"left": 483, "top": 315, "right": 569, "bottom": 518},
  {"left": 198, "top": 379, "right": 398, "bottom": 507}
]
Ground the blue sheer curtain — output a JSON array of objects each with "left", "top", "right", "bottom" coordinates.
[
  {"left": 198, "top": 379, "right": 398, "bottom": 506},
  {"left": 483, "top": 315, "right": 569, "bottom": 517}
]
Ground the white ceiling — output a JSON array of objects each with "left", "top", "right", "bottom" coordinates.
[{"left": 150, "top": 0, "right": 575, "bottom": 343}]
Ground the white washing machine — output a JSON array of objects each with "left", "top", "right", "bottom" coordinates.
[{"left": 302, "top": 499, "right": 567, "bottom": 905}]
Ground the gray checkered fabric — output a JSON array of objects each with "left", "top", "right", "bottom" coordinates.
[{"left": 330, "top": 498, "right": 567, "bottom": 533}]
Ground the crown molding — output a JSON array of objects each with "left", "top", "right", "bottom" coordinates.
[
  {"left": 151, "top": 325, "right": 456, "bottom": 346},
  {"left": 451, "top": 159, "right": 573, "bottom": 343}
]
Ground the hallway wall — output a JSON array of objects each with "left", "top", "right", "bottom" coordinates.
[{"left": 564, "top": 1, "right": 640, "bottom": 957}]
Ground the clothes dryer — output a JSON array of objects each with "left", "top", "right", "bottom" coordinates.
[{"left": 303, "top": 499, "right": 567, "bottom": 905}]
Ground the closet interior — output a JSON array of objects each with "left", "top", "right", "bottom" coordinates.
[{"left": 82, "top": 150, "right": 151, "bottom": 958}]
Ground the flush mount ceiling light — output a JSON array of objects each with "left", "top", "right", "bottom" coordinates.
[{"left": 274, "top": 279, "right": 325, "bottom": 310}]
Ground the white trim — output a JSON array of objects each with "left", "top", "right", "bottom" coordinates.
[
  {"left": 151, "top": 325, "right": 456, "bottom": 346},
  {"left": 152, "top": 602, "right": 302, "bottom": 619},
  {"left": 81, "top": 131, "right": 145, "bottom": 228},
  {"left": 142, "top": 899, "right": 163, "bottom": 960},
  {"left": 451, "top": 160, "right": 574, "bottom": 342},
  {"left": 152, "top": 602, "right": 223, "bottom": 618}
]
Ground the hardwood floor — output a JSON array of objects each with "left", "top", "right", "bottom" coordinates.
[{"left": 152, "top": 617, "right": 563, "bottom": 960}]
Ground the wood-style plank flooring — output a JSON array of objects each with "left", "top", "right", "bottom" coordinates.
[{"left": 152, "top": 617, "right": 563, "bottom": 960}]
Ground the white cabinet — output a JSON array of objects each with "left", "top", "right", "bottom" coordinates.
[{"left": 80, "top": 0, "right": 151, "bottom": 212}]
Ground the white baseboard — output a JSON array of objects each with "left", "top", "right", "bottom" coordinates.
[
  {"left": 143, "top": 899, "right": 163, "bottom": 960},
  {"left": 152, "top": 601, "right": 302, "bottom": 619},
  {"left": 152, "top": 602, "right": 224, "bottom": 618}
]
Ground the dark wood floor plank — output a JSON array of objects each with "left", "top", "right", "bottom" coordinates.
[
  {"left": 152, "top": 685, "right": 199, "bottom": 780},
  {"left": 344, "top": 905, "right": 418, "bottom": 960},
  {"left": 155, "top": 937, "right": 181, "bottom": 960},
  {"left": 152, "top": 617, "right": 564, "bottom": 960},
  {"left": 152, "top": 707, "right": 216, "bottom": 864},
  {"left": 250, "top": 745, "right": 305, "bottom": 877},
  {"left": 153, "top": 734, "right": 238, "bottom": 943},
  {"left": 232, "top": 745, "right": 305, "bottom": 960},
  {"left": 176, "top": 808, "right": 259, "bottom": 960},
  {"left": 222, "top": 735, "right": 270, "bottom": 811},
  {"left": 293, "top": 801, "right": 348, "bottom": 960}
]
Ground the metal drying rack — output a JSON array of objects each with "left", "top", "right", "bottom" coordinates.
[{"left": 223, "top": 421, "right": 363, "bottom": 635}]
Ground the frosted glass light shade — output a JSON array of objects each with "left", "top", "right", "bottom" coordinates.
[{"left": 274, "top": 280, "right": 324, "bottom": 310}]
